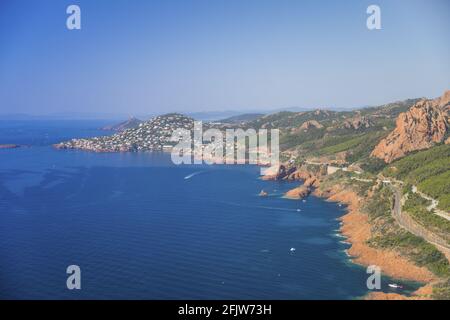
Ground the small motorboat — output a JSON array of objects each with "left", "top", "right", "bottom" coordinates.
[
  {"left": 290, "top": 247, "right": 296, "bottom": 253},
  {"left": 388, "top": 283, "right": 403, "bottom": 289},
  {"left": 259, "top": 190, "right": 268, "bottom": 197}
]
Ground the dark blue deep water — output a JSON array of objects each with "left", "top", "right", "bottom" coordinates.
[{"left": 0, "top": 121, "right": 419, "bottom": 299}]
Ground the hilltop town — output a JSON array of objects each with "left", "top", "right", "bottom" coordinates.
[{"left": 55, "top": 113, "right": 193, "bottom": 152}]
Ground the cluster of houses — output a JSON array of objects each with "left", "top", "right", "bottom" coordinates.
[
  {"left": 55, "top": 113, "right": 276, "bottom": 164},
  {"left": 55, "top": 114, "right": 194, "bottom": 152}
]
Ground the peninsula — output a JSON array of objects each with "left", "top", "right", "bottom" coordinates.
[{"left": 0, "top": 144, "right": 20, "bottom": 149}]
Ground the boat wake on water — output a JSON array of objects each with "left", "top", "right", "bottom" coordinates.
[
  {"left": 218, "top": 200, "right": 301, "bottom": 212},
  {"left": 184, "top": 171, "right": 204, "bottom": 180}
]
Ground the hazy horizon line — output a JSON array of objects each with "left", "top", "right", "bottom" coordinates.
[{"left": 0, "top": 94, "right": 427, "bottom": 121}]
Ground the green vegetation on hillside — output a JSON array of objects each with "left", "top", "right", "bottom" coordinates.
[
  {"left": 265, "top": 104, "right": 416, "bottom": 167},
  {"left": 344, "top": 131, "right": 388, "bottom": 164},
  {"left": 363, "top": 185, "right": 393, "bottom": 220},
  {"left": 280, "top": 127, "right": 326, "bottom": 150},
  {"left": 281, "top": 126, "right": 389, "bottom": 166},
  {"left": 383, "top": 144, "right": 450, "bottom": 211},
  {"left": 248, "top": 110, "right": 343, "bottom": 130},
  {"left": 359, "top": 157, "right": 386, "bottom": 174},
  {"left": 383, "top": 144, "right": 450, "bottom": 182},
  {"left": 370, "top": 231, "right": 450, "bottom": 278},
  {"left": 403, "top": 194, "right": 450, "bottom": 244},
  {"left": 433, "top": 279, "right": 450, "bottom": 300},
  {"left": 317, "top": 134, "right": 367, "bottom": 155},
  {"left": 419, "top": 171, "right": 450, "bottom": 212},
  {"left": 364, "top": 186, "right": 450, "bottom": 278},
  {"left": 360, "top": 99, "right": 422, "bottom": 116},
  {"left": 320, "top": 172, "right": 450, "bottom": 279},
  {"left": 245, "top": 99, "right": 419, "bottom": 171}
]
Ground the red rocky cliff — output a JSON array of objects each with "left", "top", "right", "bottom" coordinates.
[{"left": 371, "top": 90, "right": 449, "bottom": 163}]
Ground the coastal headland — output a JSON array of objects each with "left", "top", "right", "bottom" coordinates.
[
  {"left": 262, "top": 163, "right": 439, "bottom": 299},
  {"left": 0, "top": 144, "right": 19, "bottom": 149}
]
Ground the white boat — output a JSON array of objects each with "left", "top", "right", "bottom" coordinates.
[
  {"left": 388, "top": 283, "right": 403, "bottom": 289},
  {"left": 296, "top": 209, "right": 301, "bottom": 212},
  {"left": 290, "top": 247, "right": 296, "bottom": 252}
]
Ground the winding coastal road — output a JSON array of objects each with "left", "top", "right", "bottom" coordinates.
[
  {"left": 388, "top": 183, "right": 450, "bottom": 259},
  {"left": 411, "top": 185, "right": 450, "bottom": 222}
]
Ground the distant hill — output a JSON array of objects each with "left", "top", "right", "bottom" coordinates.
[
  {"left": 54, "top": 91, "right": 449, "bottom": 172},
  {"left": 186, "top": 111, "right": 244, "bottom": 121},
  {"left": 217, "top": 113, "right": 264, "bottom": 124},
  {"left": 383, "top": 144, "right": 450, "bottom": 211},
  {"left": 230, "top": 97, "right": 430, "bottom": 167},
  {"left": 101, "top": 117, "right": 143, "bottom": 132}
]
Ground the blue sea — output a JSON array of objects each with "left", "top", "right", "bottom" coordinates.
[{"left": 0, "top": 121, "right": 420, "bottom": 299}]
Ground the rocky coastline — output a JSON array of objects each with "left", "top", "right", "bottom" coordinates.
[
  {"left": 0, "top": 144, "right": 19, "bottom": 149},
  {"left": 315, "top": 184, "right": 436, "bottom": 299},
  {"left": 263, "top": 163, "right": 436, "bottom": 299}
]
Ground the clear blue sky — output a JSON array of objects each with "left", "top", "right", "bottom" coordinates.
[{"left": 0, "top": 0, "right": 449, "bottom": 116}]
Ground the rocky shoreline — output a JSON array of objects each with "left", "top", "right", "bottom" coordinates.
[
  {"left": 314, "top": 184, "right": 435, "bottom": 300},
  {"left": 262, "top": 164, "right": 319, "bottom": 200},
  {"left": 263, "top": 163, "right": 436, "bottom": 300},
  {"left": 0, "top": 144, "right": 19, "bottom": 149}
]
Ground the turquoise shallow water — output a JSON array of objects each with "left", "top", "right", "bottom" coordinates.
[{"left": 0, "top": 121, "right": 421, "bottom": 299}]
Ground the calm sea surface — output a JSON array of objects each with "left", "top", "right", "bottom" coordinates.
[{"left": 0, "top": 121, "right": 420, "bottom": 299}]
